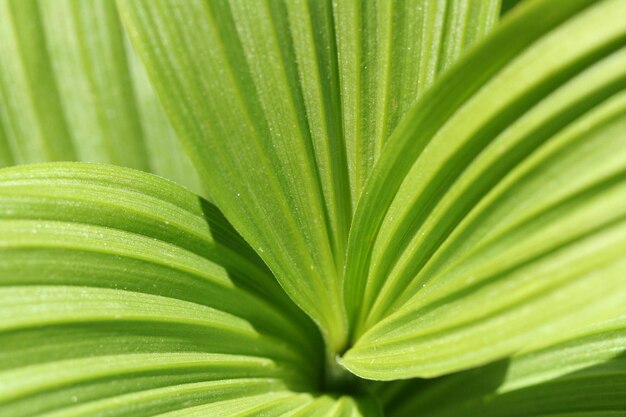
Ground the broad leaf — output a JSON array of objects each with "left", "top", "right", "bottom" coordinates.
[
  {"left": 381, "top": 315, "right": 626, "bottom": 416},
  {"left": 119, "top": 0, "right": 499, "bottom": 353},
  {"left": 1, "top": 0, "right": 624, "bottom": 413},
  {"left": 0, "top": 163, "right": 331, "bottom": 416},
  {"left": 342, "top": 0, "right": 626, "bottom": 378},
  {"left": 334, "top": 0, "right": 499, "bottom": 203},
  {"left": 0, "top": 0, "right": 203, "bottom": 194},
  {"left": 126, "top": 392, "right": 381, "bottom": 417}
]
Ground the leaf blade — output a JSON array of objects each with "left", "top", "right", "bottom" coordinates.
[
  {"left": 383, "top": 315, "right": 626, "bottom": 417},
  {"left": 0, "top": 0, "right": 203, "bottom": 194},
  {"left": 119, "top": 0, "right": 503, "bottom": 353},
  {"left": 119, "top": 0, "right": 348, "bottom": 350},
  {"left": 0, "top": 162, "right": 324, "bottom": 416},
  {"left": 333, "top": 0, "right": 501, "bottom": 204},
  {"left": 342, "top": 0, "right": 626, "bottom": 379}
]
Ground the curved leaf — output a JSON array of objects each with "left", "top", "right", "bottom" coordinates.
[
  {"left": 119, "top": 0, "right": 347, "bottom": 349},
  {"left": 138, "top": 392, "right": 380, "bottom": 417},
  {"left": 0, "top": 0, "right": 203, "bottom": 194},
  {"left": 382, "top": 315, "right": 626, "bottom": 417},
  {"left": 119, "top": 0, "right": 500, "bottom": 353},
  {"left": 333, "top": 0, "right": 500, "bottom": 203},
  {"left": 342, "top": 0, "right": 626, "bottom": 378},
  {"left": 0, "top": 162, "right": 325, "bottom": 416}
]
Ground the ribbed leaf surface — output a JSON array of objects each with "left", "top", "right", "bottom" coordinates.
[
  {"left": 1, "top": 0, "right": 624, "bottom": 413},
  {"left": 0, "top": 163, "right": 328, "bottom": 416},
  {"left": 334, "top": 0, "right": 499, "bottom": 204},
  {"left": 382, "top": 315, "right": 626, "bottom": 416},
  {"left": 341, "top": 0, "right": 626, "bottom": 379},
  {"left": 0, "top": 0, "right": 203, "bottom": 194},
  {"left": 119, "top": 0, "right": 499, "bottom": 353}
]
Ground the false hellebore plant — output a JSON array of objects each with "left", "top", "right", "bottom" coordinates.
[{"left": 0, "top": 0, "right": 625, "bottom": 416}]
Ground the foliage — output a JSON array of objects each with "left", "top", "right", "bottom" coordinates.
[{"left": 0, "top": 0, "right": 624, "bottom": 416}]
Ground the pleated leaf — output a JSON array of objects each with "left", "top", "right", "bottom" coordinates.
[
  {"left": 381, "top": 314, "right": 626, "bottom": 417},
  {"left": 333, "top": 0, "right": 499, "bottom": 204},
  {"left": 119, "top": 0, "right": 499, "bottom": 353},
  {"left": 0, "top": 0, "right": 203, "bottom": 194},
  {"left": 0, "top": 162, "right": 335, "bottom": 416},
  {"left": 2, "top": 0, "right": 624, "bottom": 413},
  {"left": 125, "top": 392, "right": 381, "bottom": 417},
  {"left": 342, "top": 0, "right": 626, "bottom": 378}
]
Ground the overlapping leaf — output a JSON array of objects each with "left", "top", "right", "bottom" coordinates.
[
  {"left": 381, "top": 315, "right": 626, "bottom": 416},
  {"left": 0, "top": 163, "right": 325, "bottom": 416},
  {"left": 333, "top": 0, "right": 499, "bottom": 203},
  {"left": 341, "top": 0, "right": 626, "bottom": 378},
  {"left": 0, "top": 0, "right": 203, "bottom": 194},
  {"left": 1, "top": 0, "right": 625, "bottom": 415},
  {"left": 119, "top": 0, "right": 499, "bottom": 353}
]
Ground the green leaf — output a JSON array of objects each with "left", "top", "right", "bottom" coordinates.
[
  {"left": 0, "top": 162, "right": 330, "bottom": 416},
  {"left": 2, "top": 0, "right": 624, "bottom": 413},
  {"left": 0, "top": 0, "right": 203, "bottom": 194},
  {"left": 119, "top": 0, "right": 348, "bottom": 350},
  {"left": 342, "top": 0, "right": 626, "bottom": 378},
  {"left": 333, "top": 0, "right": 500, "bottom": 204},
  {"left": 118, "top": 0, "right": 500, "bottom": 353},
  {"left": 127, "top": 392, "right": 381, "bottom": 417},
  {"left": 381, "top": 315, "right": 626, "bottom": 417}
]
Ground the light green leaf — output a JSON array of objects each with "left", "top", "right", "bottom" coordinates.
[
  {"left": 0, "top": 0, "right": 203, "bottom": 194},
  {"left": 2, "top": 0, "right": 623, "bottom": 413},
  {"left": 0, "top": 0, "right": 76, "bottom": 163},
  {"left": 119, "top": 0, "right": 347, "bottom": 350},
  {"left": 119, "top": 0, "right": 499, "bottom": 353},
  {"left": 144, "top": 392, "right": 380, "bottom": 417},
  {"left": 342, "top": 0, "right": 626, "bottom": 378},
  {"left": 381, "top": 315, "right": 626, "bottom": 417},
  {"left": 0, "top": 162, "right": 329, "bottom": 416},
  {"left": 333, "top": 0, "right": 500, "bottom": 204}
]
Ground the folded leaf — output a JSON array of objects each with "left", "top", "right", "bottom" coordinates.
[
  {"left": 119, "top": 0, "right": 500, "bottom": 353},
  {"left": 0, "top": 0, "right": 203, "bottom": 194},
  {"left": 342, "top": 0, "right": 626, "bottom": 378},
  {"left": 139, "top": 392, "right": 381, "bottom": 417},
  {"left": 0, "top": 162, "right": 326, "bottom": 416},
  {"left": 333, "top": 0, "right": 500, "bottom": 204},
  {"left": 382, "top": 315, "right": 626, "bottom": 417},
  {"left": 119, "top": 0, "right": 347, "bottom": 349}
]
